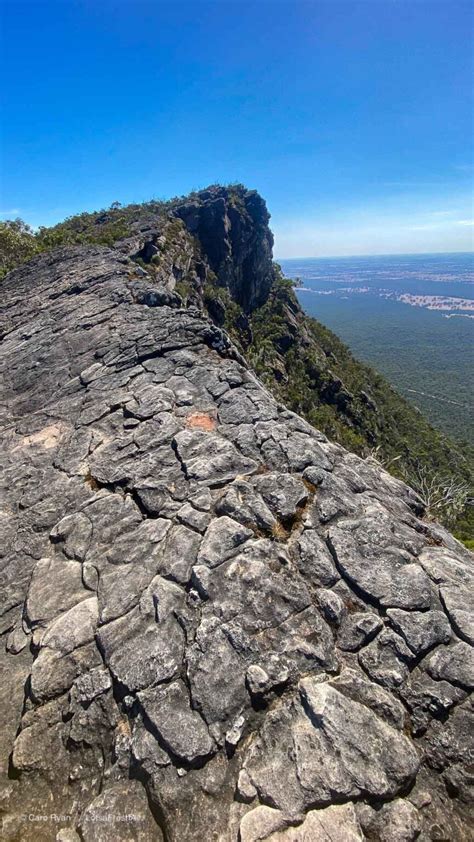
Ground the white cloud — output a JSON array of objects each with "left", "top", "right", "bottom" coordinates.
[{"left": 0, "top": 208, "right": 20, "bottom": 217}]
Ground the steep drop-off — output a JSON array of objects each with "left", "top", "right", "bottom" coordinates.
[{"left": 0, "top": 189, "right": 473, "bottom": 841}]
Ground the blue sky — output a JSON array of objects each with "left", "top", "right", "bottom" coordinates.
[{"left": 1, "top": 0, "right": 473, "bottom": 257}]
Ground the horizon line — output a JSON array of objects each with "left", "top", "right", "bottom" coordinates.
[{"left": 275, "top": 249, "right": 474, "bottom": 261}]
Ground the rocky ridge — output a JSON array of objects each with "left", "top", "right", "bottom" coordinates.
[{"left": 0, "top": 191, "right": 473, "bottom": 842}]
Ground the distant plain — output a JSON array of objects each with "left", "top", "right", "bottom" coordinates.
[{"left": 280, "top": 253, "right": 474, "bottom": 445}]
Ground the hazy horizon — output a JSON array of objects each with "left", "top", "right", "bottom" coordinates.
[{"left": 276, "top": 249, "right": 474, "bottom": 260}]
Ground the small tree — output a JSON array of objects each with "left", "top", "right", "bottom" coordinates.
[
  {"left": 402, "top": 461, "right": 472, "bottom": 528},
  {"left": 0, "top": 218, "right": 38, "bottom": 278}
]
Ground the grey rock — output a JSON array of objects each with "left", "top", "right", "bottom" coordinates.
[
  {"left": 225, "top": 714, "right": 246, "bottom": 749},
  {"left": 80, "top": 780, "right": 161, "bottom": 842},
  {"left": 297, "top": 529, "right": 339, "bottom": 587},
  {"left": 399, "top": 671, "right": 467, "bottom": 735},
  {"left": 177, "top": 501, "right": 212, "bottom": 533},
  {"left": 316, "top": 587, "right": 346, "bottom": 625},
  {"left": 40, "top": 596, "right": 99, "bottom": 654},
  {"left": 369, "top": 799, "right": 422, "bottom": 842},
  {"left": 332, "top": 666, "right": 406, "bottom": 729},
  {"left": 236, "top": 769, "right": 257, "bottom": 803},
  {"left": 71, "top": 666, "right": 112, "bottom": 703},
  {"left": 328, "top": 516, "right": 432, "bottom": 610},
  {"left": 337, "top": 611, "right": 384, "bottom": 652},
  {"left": 97, "top": 605, "right": 184, "bottom": 692},
  {"left": 273, "top": 804, "right": 365, "bottom": 841},
  {"left": 238, "top": 806, "right": 291, "bottom": 841},
  {"left": 216, "top": 479, "right": 277, "bottom": 532},
  {"left": 439, "top": 584, "right": 474, "bottom": 645},
  {"left": 158, "top": 523, "right": 201, "bottom": 584},
  {"left": 197, "top": 516, "right": 253, "bottom": 567},
  {"left": 244, "top": 678, "right": 419, "bottom": 812},
  {"left": 26, "top": 557, "right": 89, "bottom": 628},
  {"left": 173, "top": 429, "right": 258, "bottom": 485},
  {"left": 246, "top": 662, "right": 289, "bottom": 698},
  {"left": 6, "top": 624, "right": 30, "bottom": 654},
  {"left": 138, "top": 679, "right": 216, "bottom": 764},
  {"left": 386, "top": 608, "right": 451, "bottom": 656},
  {"left": 253, "top": 472, "right": 309, "bottom": 521},
  {"left": 424, "top": 699, "right": 474, "bottom": 774},
  {"left": 359, "top": 628, "right": 414, "bottom": 689},
  {"left": 443, "top": 762, "right": 474, "bottom": 803},
  {"left": 426, "top": 642, "right": 474, "bottom": 690}
]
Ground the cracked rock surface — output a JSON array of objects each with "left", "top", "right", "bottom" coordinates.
[{"left": 0, "top": 244, "right": 473, "bottom": 841}]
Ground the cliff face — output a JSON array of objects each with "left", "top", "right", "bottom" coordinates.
[
  {"left": 1, "top": 201, "right": 473, "bottom": 842},
  {"left": 172, "top": 186, "right": 275, "bottom": 311}
]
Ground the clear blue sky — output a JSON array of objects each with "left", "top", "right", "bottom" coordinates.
[{"left": 1, "top": 0, "right": 473, "bottom": 256}]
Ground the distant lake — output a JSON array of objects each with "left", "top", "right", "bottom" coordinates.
[{"left": 279, "top": 253, "right": 474, "bottom": 444}]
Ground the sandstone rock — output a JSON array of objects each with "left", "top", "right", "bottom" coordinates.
[
  {"left": 426, "top": 642, "right": 474, "bottom": 690},
  {"left": 368, "top": 798, "right": 422, "bottom": 842},
  {"left": 79, "top": 780, "right": 161, "bottom": 841},
  {"left": 386, "top": 608, "right": 451, "bottom": 656},
  {"left": 328, "top": 516, "right": 433, "bottom": 610},
  {"left": 138, "top": 679, "right": 216, "bottom": 765},
  {"left": 197, "top": 516, "right": 253, "bottom": 567},
  {"left": 272, "top": 804, "right": 364, "bottom": 841},
  {"left": 0, "top": 206, "right": 472, "bottom": 841},
  {"left": 173, "top": 429, "right": 258, "bottom": 485},
  {"left": 337, "top": 610, "right": 383, "bottom": 651},
  {"left": 439, "top": 584, "right": 474, "bottom": 645},
  {"left": 297, "top": 529, "right": 339, "bottom": 587}
]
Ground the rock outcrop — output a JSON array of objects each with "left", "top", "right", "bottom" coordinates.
[
  {"left": 0, "top": 198, "right": 473, "bottom": 842},
  {"left": 172, "top": 186, "right": 275, "bottom": 311}
]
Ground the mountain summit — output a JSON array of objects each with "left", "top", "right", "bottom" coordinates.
[{"left": 0, "top": 187, "right": 473, "bottom": 841}]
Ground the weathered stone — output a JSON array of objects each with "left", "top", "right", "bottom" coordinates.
[
  {"left": 97, "top": 605, "right": 184, "bottom": 692},
  {"left": 50, "top": 512, "right": 92, "bottom": 561},
  {"left": 197, "top": 516, "right": 253, "bottom": 567},
  {"left": 138, "top": 679, "right": 216, "bottom": 764},
  {"left": 359, "top": 629, "right": 413, "bottom": 689},
  {"left": 296, "top": 679, "right": 419, "bottom": 798},
  {"left": 71, "top": 666, "right": 112, "bottom": 703},
  {"left": 386, "top": 608, "right": 451, "bottom": 656},
  {"left": 253, "top": 472, "right": 309, "bottom": 521},
  {"left": 157, "top": 523, "right": 201, "bottom": 584},
  {"left": 297, "top": 529, "right": 339, "bottom": 587},
  {"left": 439, "top": 584, "right": 474, "bottom": 645},
  {"left": 337, "top": 611, "right": 383, "bottom": 652},
  {"left": 332, "top": 667, "right": 406, "bottom": 729},
  {"left": 177, "top": 501, "right": 212, "bottom": 533},
  {"left": 368, "top": 799, "right": 422, "bottom": 842},
  {"left": 216, "top": 480, "right": 277, "bottom": 532},
  {"left": 399, "top": 671, "right": 467, "bottom": 735},
  {"left": 173, "top": 429, "right": 258, "bottom": 485},
  {"left": 328, "top": 517, "right": 432, "bottom": 610},
  {"left": 426, "top": 642, "right": 474, "bottom": 690},
  {"left": 80, "top": 780, "right": 161, "bottom": 841},
  {"left": 244, "top": 679, "right": 419, "bottom": 813},
  {"left": 424, "top": 699, "right": 474, "bottom": 772},
  {"left": 238, "top": 806, "right": 290, "bottom": 841},
  {"left": 316, "top": 587, "right": 346, "bottom": 625},
  {"left": 269, "top": 804, "right": 365, "bottom": 841},
  {"left": 26, "top": 557, "right": 89, "bottom": 628}
]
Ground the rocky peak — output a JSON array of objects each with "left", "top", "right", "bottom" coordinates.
[
  {"left": 172, "top": 184, "right": 275, "bottom": 311},
  {"left": 0, "top": 198, "right": 473, "bottom": 841}
]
